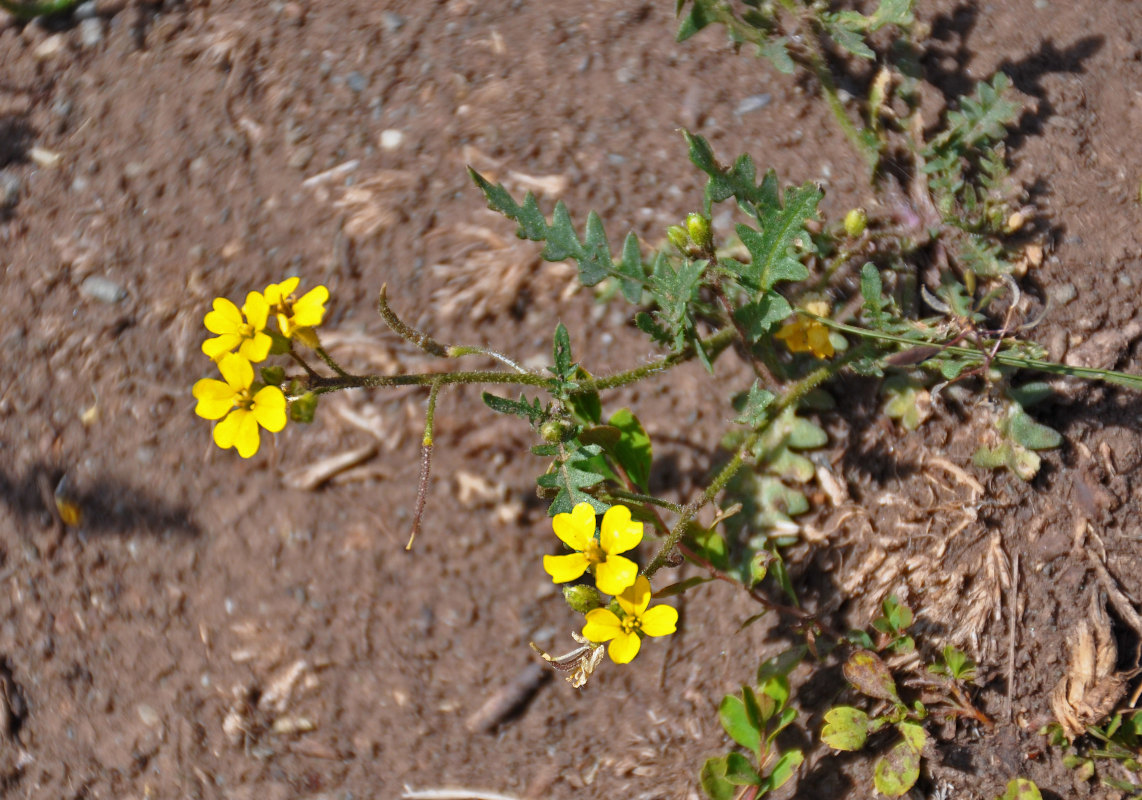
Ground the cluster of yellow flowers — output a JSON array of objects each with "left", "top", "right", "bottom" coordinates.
[
  {"left": 544, "top": 502, "right": 677, "bottom": 665},
  {"left": 192, "top": 278, "right": 329, "bottom": 458}
]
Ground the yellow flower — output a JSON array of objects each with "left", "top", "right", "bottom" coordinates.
[
  {"left": 581, "top": 576, "right": 678, "bottom": 664},
  {"left": 192, "top": 353, "right": 287, "bottom": 458},
  {"left": 543, "top": 503, "right": 642, "bottom": 596},
  {"left": 264, "top": 277, "right": 329, "bottom": 340},
  {"left": 202, "top": 292, "right": 272, "bottom": 362},
  {"left": 775, "top": 300, "right": 835, "bottom": 359}
]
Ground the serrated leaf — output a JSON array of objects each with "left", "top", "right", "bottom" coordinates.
[
  {"left": 874, "top": 729, "right": 923, "bottom": 796},
  {"left": 869, "top": 0, "right": 914, "bottom": 29},
  {"left": 734, "top": 292, "right": 792, "bottom": 342},
  {"left": 699, "top": 756, "right": 736, "bottom": 800},
  {"left": 758, "top": 36, "right": 794, "bottom": 73},
  {"left": 998, "top": 778, "right": 1043, "bottom": 800},
  {"left": 733, "top": 381, "right": 776, "bottom": 428},
  {"left": 821, "top": 706, "right": 869, "bottom": 751},
  {"left": 537, "top": 443, "right": 608, "bottom": 515},
  {"left": 844, "top": 650, "right": 900, "bottom": 704},
  {"left": 824, "top": 16, "right": 875, "bottom": 59},
  {"left": 552, "top": 323, "right": 574, "bottom": 379},
  {"left": 579, "top": 211, "right": 614, "bottom": 286},
  {"left": 723, "top": 752, "right": 760, "bottom": 786},
  {"left": 719, "top": 695, "right": 761, "bottom": 752},
  {"left": 616, "top": 231, "right": 645, "bottom": 303},
  {"left": 1008, "top": 407, "right": 1062, "bottom": 450},
  {"left": 481, "top": 391, "right": 546, "bottom": 424},
  {"left": 608, "top": 408, "right": 653, "bottom": 490}
]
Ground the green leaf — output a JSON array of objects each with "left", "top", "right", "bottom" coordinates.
[
  {"left": 676, "top": 0, "right": 714, "bottom": 42},
  {"left": 1008, "top": 407, "right": 1062, "bottom": 450},
  {"left": 481, "top": 391, "right": 546, "bottom": 424},
  {"left": 579, "top": 211, "right": 614, "bottom": 286},
  {"left": 759, "top": 675, "right": 790, "bottom": 712},
  {"left": 718, "top": 694, "right": 761, "bottom": 753},
  {"left": 763, "top": 749, "right": 803, "bottom": 792},
  {"left": 654, "top": 575, "right": 714, "bottom": 598},
  {"left": 821, "top": 706, "right": 869, "bottom": 751},
  {"left": 823, "top": 16, "right": 875, "bottom": 59},
  {"left": 843, "top": 650, "right": 901, "bottom": 704},
  {"left": 734, "top": 291, "right": 792, "bottom": 342},
  {"left": 699, "top": 756, "right": 736, "bottom": 800},
  {"left": 757, "top": 646, "right": 808, "bottom": 684},
  {"left": 552, "top": 323, "right": 574, "bottom": 380},
  {"left": 998, "top": 779, "right": 1043, "bottom": 800},
  {"left": 607, "top": 408, "right": 653, "bottom": 490},
  {"left": 537, "top": 443, "right": 608, "bottom": 515},
  {"left": 869, "top": 0, "right": 914, "bottom": 29},
  {"left": 723, "top": 752, "right": 760, "bottom": 786},
  {"left": 733, "top": 381, "right": 776, "bottom": 428},
  {"left": 873, "top": 725, "right": 924, "bottom": 796},
  {"left": 1008, "top": 381, "right": 1053, "bottom": 408},
  {"left": 616, "top": 231, "right": 645, "bottom": 303},
  {"left": 758, "top": 37, "right": 794, "bottom": 74}
]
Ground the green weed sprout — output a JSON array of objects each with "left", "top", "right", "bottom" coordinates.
[{"left": 0, "top": 0, "right": 80, "bottom": 18}]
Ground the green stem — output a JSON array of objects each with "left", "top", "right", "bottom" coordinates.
[
  {"left": 406, "top": 380, "right": 443, "bottom": 551},
  {"left": 811, "top": 315, "right": 1142, "bottom": 391},
  {"left": 313, "top": 345, "right": 349, "bottom": 378},
  {"left": 446, "top": 345, "right": 530, "bottom": 374},
  {"left": 605, "top": 489, "right": 684, "bottom": 515}
]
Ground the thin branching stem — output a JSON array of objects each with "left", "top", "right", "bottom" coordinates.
[{"left": 406, "top": 380, "right": 443, "bottom": 551}]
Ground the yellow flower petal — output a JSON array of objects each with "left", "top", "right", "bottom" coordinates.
[
  {"left": 582, "top": 608, "right": 622, "bottom": 643},
  {"left": 237, "top": 332, "right": 272, "bottom": 363},
  {"left": 552, "top": 502, "right": 596, "bottom": 550},
  {"left": 212, "top": 408, "right": 243, "bottom": 450},
  {"left": 192, "top": 378, "right": 237, "bottom": 420},
  {"left": 265, "top": 277, "right": 299, "bottom": 305},
  {"left": 543, "top": 553, "right": 590, "bottom": 584},
  {"left": 252, "top": 386, "right": 287, "bottom": 432},
  {"left": 616, "top": 575, "right": 653, "bottom": 616},
  {"left": 639, "top": 605, "right": 679, "bottom": 637},
  {"left": 595, "top": 555, "right": 638, "bottom": 596},
  {"left": 599, "top": 504, "right": 641, "bottom": 554},
  {"left": 807, "top": 324, "right": 835, "bottom": 358},
  {"left": 217, "top": 353, "right": 253, "bottom": 390},
  {"left": 291, "top": 285, "right": 329, "bottom": 328},
  {"left": 242, "top": 291, "right": 269, "bottom": 330},
  {"left": 204, "top": 297, "right": 242, "bottom": 335},
  {"left": 607, "top": 631, "right": 641, "bottom": 664},
  {"left": 230, "top": 410, "right": 262, "bottom": 458},
  {"left": 202, "top": 334, "right": 240, "bottom": 360}
]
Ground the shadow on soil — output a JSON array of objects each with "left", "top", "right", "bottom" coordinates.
[{"left": 0, "top": 461, "right": 200, "bottom": 538}]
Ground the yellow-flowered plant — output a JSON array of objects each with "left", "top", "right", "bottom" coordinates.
[
  {"left": 581, "top": 575, "right": 678, "bottom": 664},
  {"left": 192, "top": 352, "right": 287, "bottom": 458},
  {"left": 202, "top": 292, "right": 272, "bottom": 362},
  {"left": 543, "top": 502, "right": 642, "bottom": 596},
  {"left": 265, "top": 276, "right": 329, "bottom": 344},
  {"left": 774, "top": 300, "right": 835, "bottom": 359}
]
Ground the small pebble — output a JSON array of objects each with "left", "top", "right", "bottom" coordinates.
[
  {"left": 78, "top": 18, "right": 103, "bottom": 48},
  {"left": 136, "top": 704, "right": 160, "bottom": 727},
  {"left": 79, "top": 276, "right": 126, "bottom": 304},
  {"left": 33, "top": 33, "right": 66, "bottom": 61},
  {"left": 1049, "top": 282, "right": 1077, "bottom": 306},
  {"left": 29, "top": 147, "right": 61, "bottom": 169},
  {"left": 345, "top": 71, "right": 367, "bottom": 93},
  {"left": 735, "top": 93, "right": 772, "bottom": 115},
  {"left": 379, "top": 129, "right": 404, "bottom": 150},
  {"left": 381, "top": 11, "right": 406, "bottom": 32},
  {"left": 0, "top": 171, "right": 20, "bottom": 209},
  {"left": 288, "top": 145, "right": 315, "bottom": 170},
  {"left": 73, "top": 1, "right": 97, "bottom": 20}
]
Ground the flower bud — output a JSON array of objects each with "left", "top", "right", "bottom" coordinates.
[
  {"left": 666, "top": 225, "right": 689, "bottom": 252},
  {"left": 260, "top": 365, "right": 286, "bottom": 387},
  {"left": 685, "top": 213, "right": 712, "bottom": 251},
  {"left": 843, "top": 207, "right": 867, "bottom": 238},
  {"left": 563, "top": 585, "right": 602, "bottom": 614},
  {"left": 290, "top": 391, "right": 318, "bottom": 424},
  {"left": 539, "top": 419, "right": 569, "bottom": 443},
  {"left": 294, "top": 326, "right": 321, "bottom": 350}
]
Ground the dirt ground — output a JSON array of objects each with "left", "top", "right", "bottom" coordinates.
[{"left": 2, "top": 1, "right": 1142, "bottom": 798}]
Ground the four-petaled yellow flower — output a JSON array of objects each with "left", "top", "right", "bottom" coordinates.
[
  {"left": 544, "top": 503, "right": 642, "bottom": 596},
  {"left": 582, "top": 576, "right": 678, "bottom": 664},
  {"left": 264, "top": 277, "right": 329, "bottom": 342},
  {"left": 775, "top": 300, "right": 835, "bottom": 359},
  {"left": 202, "top": 292, "right": 273, "bottom": 362},
  {"left": 192, "top": 353, "right": 287, "bottom": 458}
]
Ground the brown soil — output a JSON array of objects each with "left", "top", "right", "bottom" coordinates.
[{"left": 2, "top": 1, "right": 1142, "bottom": 798}]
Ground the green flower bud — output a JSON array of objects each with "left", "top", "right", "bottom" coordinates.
[
  {"left": 563, "top": 584, "right": 602, "bottom": 614},
  {"left": 666, "top": 225, "right": 689, "bottom": 252},
  {"left": 539, "top": 419, "right": 569, "bottom": 443},
  {"left": 290, "top": 391, "right": 319, "bottom": 424},
  {"left": 843, "top": 207, "right": 867, "bottom": 238},
  {"left": 685, "top": 213, "right": 712, "bottom": 250},
  {"left": 260, "top": 365, "right": 286, "bottom": 387}
]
